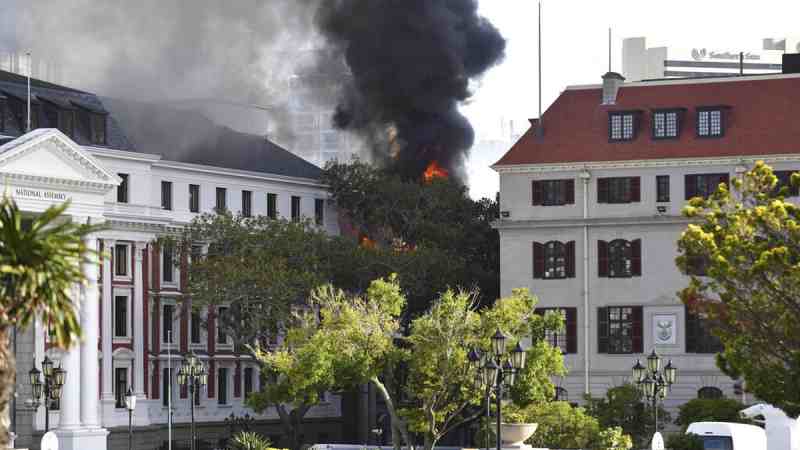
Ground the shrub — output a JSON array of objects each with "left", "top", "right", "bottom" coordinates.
[
  {"left": 665, "top": 432, "right": 704, "bottom": 450},
  {"left": 674, "top": 398, "right": 749, "bottom": 430},
  {"left": 228, "top": 431, "right": 272, "bottom": 450},
  {"left": 585, "top": 384, "right": 670, "bottom": 448}
]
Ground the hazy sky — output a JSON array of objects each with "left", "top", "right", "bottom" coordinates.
[{"left": 463, "top": 0, "right": 800, "bottom": 199}]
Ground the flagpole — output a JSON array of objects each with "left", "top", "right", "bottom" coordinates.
[{"left": 25, "top": 52, "right": 31, "bottom": 132}]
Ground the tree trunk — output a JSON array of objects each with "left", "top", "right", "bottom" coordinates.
[
  {"left": 370, "top": 376, "right": 414, "bottom": 450},
  {"left": 0, "top": 327, "right": 14, "bottom": 449},
  {"left": 276, "top": 402, "right": 312, "bottom": 450}
]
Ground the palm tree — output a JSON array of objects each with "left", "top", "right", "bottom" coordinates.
[{"left": 0, "top": 195, "right": 102, "bottom": 447}]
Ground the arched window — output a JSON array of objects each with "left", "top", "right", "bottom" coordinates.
[
  {"left": 544, "top": 241, "right": 567, "bottom": 279},
  {"left": 698, "top": 386, "right": 723, "bottom": 399},
  {"left": 608, "top": 239, "right": 632, "bottom": 277}
]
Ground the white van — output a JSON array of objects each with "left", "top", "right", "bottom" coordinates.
[{"left": 687, "top": 422, "right": 767, "bottom": 450}]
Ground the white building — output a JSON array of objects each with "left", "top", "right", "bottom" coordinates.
[
  {"left": 622, "top": 36, "right": 800, "bottom": 81},
  {"left": 492, "top": 67, "right": 800, "bottom": 409},
  {"left": 0, "top": 70, "right": 341, "bottom": 450}
]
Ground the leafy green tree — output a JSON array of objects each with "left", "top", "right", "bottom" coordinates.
[
  {"left": 665, "top": 432, "right": 704, "bottom": 450},
  {"left": 677, "top": 161, "right": 800, "bottom": 415},
  {"left": 0, "top": 198, "right": 101, "bottom": 447},
  {"left": 585, "top": 384, "right": 670, "bottom": 449},
  {"left": 321, "top": 160, "right": 499, "bottom": 316},
  {"left": 674, "top": 398, "right": 749, "bottom": 430},
  {"left": 480, "top": 401, "right": 632, "bottom": 450},
  {"left": 401, "top": 288, "right": 564, "bottom": 450}
]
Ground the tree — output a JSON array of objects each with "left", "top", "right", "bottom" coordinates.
[
  {"left": 0, "top": 197, "right": 100, "bottom": 447},
  {"left": 321, "top": 160, "right": 500, "bottom": 316},
  {"left": 585, "top": 384, "right": 670, "bottom": 449},
  {"left": 256, "top": 276, "right": 565, "bottom": 450},
  {"left": 674, "top": 398, "right": 749, "bottom": 431},
  {"left": 676, "top": 161, "right": 800, "bottom": 415}
]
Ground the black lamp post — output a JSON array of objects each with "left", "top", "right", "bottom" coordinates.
[
  {"left": 469, "top": 330, "right": 526, "bottom": 450},
  {"left": 28, "top": 356, "right": 66, "bottom": 432},
  {"left": 177, "top": 352, "right": 207, "bottom": 450},
  {"left": 125, "top": 387, "right": 136, "bottom": 450},
  {"left": 632, "top": 350, "right": 677, "bottom": 435}
]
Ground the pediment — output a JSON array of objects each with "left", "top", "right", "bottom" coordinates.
[{"left": 0, "top": 129, "right": 120, "bottom": 190}]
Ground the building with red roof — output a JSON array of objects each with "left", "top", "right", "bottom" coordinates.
[{"left": 492, "top": 64, "right": 800, "bottom": 410}]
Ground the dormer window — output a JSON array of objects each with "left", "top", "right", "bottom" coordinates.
[
  {"left": 652, "top": 109, "right": 683, "bottom": 139},
  {"left": 609, "top": 112, "right": 638, "bottom": 141},
  {"left": 696, "top": 107, "right": 727, "bottom": 138}
]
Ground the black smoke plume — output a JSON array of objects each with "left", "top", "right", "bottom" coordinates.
[{"left": 313, "top": 0, "right": 506, "bottom": 181}]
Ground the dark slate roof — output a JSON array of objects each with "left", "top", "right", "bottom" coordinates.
[
  {"left": 102, "top": 98, "right": 322, "bottom": 180},
  {"left": 0, "top": 70, "right": 322, "bottom": 180},
  {"left": 0, "top": 70, "right": 134, "bottom": 151}
]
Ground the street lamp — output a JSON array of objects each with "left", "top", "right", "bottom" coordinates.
[
  {"left": 471, "top": 329, "right": 527, "bottom": 450},
  {"left": 28, "top": 356, "right": 66, "bottom": 432},
  {"left": 125, "top": 387, "right": 136, "bottom": 450},
  {"left": 178, "top": 352, "right": 207, "bottom": 450},
  {"left": 632, "top": 350, "right": 677, "bottom": 436}
]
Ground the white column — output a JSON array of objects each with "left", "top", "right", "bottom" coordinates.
[
  {"left": 81, "top": 235, "right": 101, "bottom": 428},
  {"left": 101, "top": 239, "right": 115, "bottom": 402},
  {"left": 133, "top": 241, "right": 146, "bottom": 398},
  {"left": 58, "top": 285, "right": 82, "bottom": 430}
]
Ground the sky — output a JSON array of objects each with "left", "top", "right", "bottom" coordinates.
[{"left": 463, "top": 0, "right": 800, "bottom": 200}]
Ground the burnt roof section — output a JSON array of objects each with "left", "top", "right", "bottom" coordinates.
[
  {"left": 102, "top": 98, "right": 322, "bottom": 180},
  {"left": 0, "top": 70, "right": 321, "bottom": 180}
]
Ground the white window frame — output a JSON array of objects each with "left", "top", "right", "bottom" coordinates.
[
  {"left": 160, "top": 299, "right": 180, "bottom": 350},
  {"left": 160, "top": 245, "right": 180, "bottom": 288},
  {"left": 112, "top": 348, "right": 134, "bottom": 410},
  {"left": 112, "top": 288, "right": 132, "bottom": 342},
  {"left": 114, "top": 243, "right": 132, "bottom": 281},
  {"left": 216, "top": 306, "right": 233, "bottom": 350}
]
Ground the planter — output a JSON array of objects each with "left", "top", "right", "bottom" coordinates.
[{"left": 499, "top": 422, "right": 538, "bottom": 448}]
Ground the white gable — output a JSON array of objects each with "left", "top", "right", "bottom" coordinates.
[{"left": 0, "top": 129, "right": 120, "bottom": 191}]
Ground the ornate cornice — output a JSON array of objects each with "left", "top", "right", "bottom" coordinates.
[
  {"left": 1, "top": 171, "right": 116, "bottom": 194},
  {"left": 493, "top": 214, "right": 691, "bottom": 230},
  {"left": 493, "top": 153, "right": 800, "bottom": 174}
]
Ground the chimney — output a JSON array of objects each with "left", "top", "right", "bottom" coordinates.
[
  {"left": 601, "top": 72, "right": 625, "bottom": 105},
  {"left": 782, "top": 54, "right": 800, "bottom": 74}
]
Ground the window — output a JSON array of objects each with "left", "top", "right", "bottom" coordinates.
[
  {"left": 652, "top": 110, "right": 681, "bottom": 139},
  {"left": 598, "top": 177, "right": 640, "bottom": 203},
  {"left": 115, "top": 367, "right": 128, "bottom": 408},
  {"left": 191, "top": 312, "right": 202, "bottom": 344},
  {"left": 161, "top": 181, "right": 172, "bottom": 210},
  {"left": 241, "top": 190, "right": 252, "bottom": 217},
  {"left": 656, "top": 175, "right": 670, "bottom": 202},
  {"left": 244, "top": 367, "right": 254, "bottom": 398},
  {"left": 598, "top": 239, "right": 641, "bottom": 278},
  {"left": 291, "top": 196, "right": 301, "bottom": 221},
  {"left": 90, "top": 113, "right": 107, "bottom": 145},
  {"left": 774, "top": 171, "right": 800, "bottom": 197},
  {"left": 314, "top": 199, "right": 325, "bottom": 226},
  {"left": 697, "top": 108, "right": 725, "bottom": 137},
  {"left": 189, "top": 184, "right": 200, "bottom": 213},
  {"left": 598, "top": 306, "right": 643, "bottom": 354},
  {"left": 321, "top": 131, "right": 340, "bottom": 151},
  {"left": 114, "top": 244, "right": 128, "bottom": 277},
  {"left": 162, "top": 245, "right": 174, "bottom": 283},
  {"left": 535, "top": 307, "right": 577, "bottom": 354},
  {"left": 533, "top": 241, "right": 575, "bottom": 279},
  {"left": 117, "top": 174, "right": 129, "bottom": 203},
  {"left": 216, "top": 187, "right": 227, "bottom": 212},
  {"left": 685, "top": 173, "right": 729, "bottom": 200},
  {"left": 698, "top": 386, "right": 724, "bottom": 399},
  {"left": 162, "top": 368, "right": 173, "bottom": 407},
  {"left": 190, "top": 245, "right": 203, "bottom": 263},
  {"left": 218, "top": 368, "right": 229, "bottom": 405},
  {"left": 609, "top": 112, "right": 637, "bottom": 141},
  {"left": 686, "top": 308, "right": 723, "bottom": 353},
  {"left": 267, "top": 193, "right": 278, "bottom": 219},
  {"left": 531, "top": 179, "right": 575, "bottom": 206},
  {"left": 163, "top": 304, "right": 174, "bottom": 344},
  {"left": 114, "top": 295, "right": 128, "bottom": 337},
  {"left": 217, "top": 306, "right": 229, "bottom": 344}
]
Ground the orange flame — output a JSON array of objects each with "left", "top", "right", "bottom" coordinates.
[
  {"left": 359, "top": 235, "right": 377, "bottom": 249},
  {"left": 423, "top": 161, "right": 449, "bottom": 183}
]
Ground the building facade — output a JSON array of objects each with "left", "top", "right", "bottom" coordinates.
[
  {"left": 622, "top": 36, "right": 800, "bottom": 81},
  {"left": 0, "top": 70, "right": 341, "bottom": 450},
  {"left": 493, "top": 69, "right": 800, "bottom": 410}
]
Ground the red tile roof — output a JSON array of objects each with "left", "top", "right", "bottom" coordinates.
[{"left": 494, "top": 74, "right": 800, "bottom": 167}]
